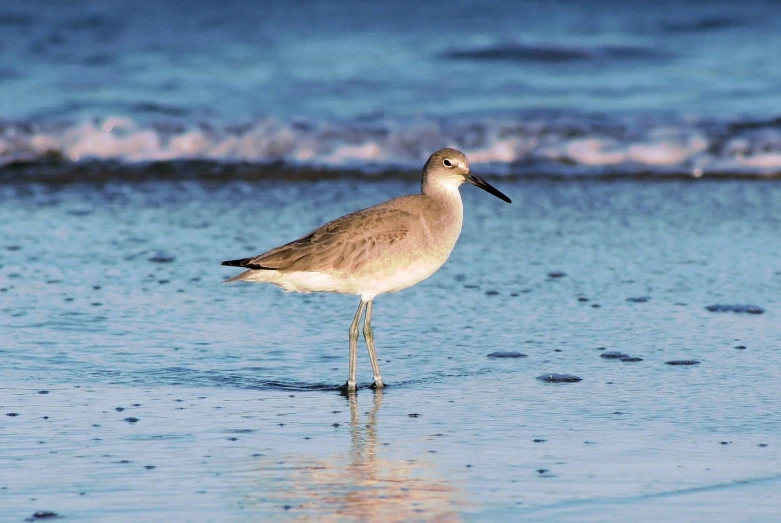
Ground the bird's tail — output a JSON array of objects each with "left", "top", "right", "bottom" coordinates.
[
  {"left": 221, "top": 258, "right": 252, "bottom": 268},
  {"left": 221, "top": 258, "right": 277, "bottom": 283}
]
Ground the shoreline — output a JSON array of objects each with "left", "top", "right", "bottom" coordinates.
[{"left": 2, "top": 159, "right": 781, "bottom": 186}]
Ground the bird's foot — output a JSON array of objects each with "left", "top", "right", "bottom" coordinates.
[
  {"left": 339, "top": 380, "right": 357, "bottom": 394},
  {"left": 370, "top": 379, "right": 384, "bottom": 389}
]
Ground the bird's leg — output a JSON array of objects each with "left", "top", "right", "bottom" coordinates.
[
  {"left": 363, "top": 300, "right": 384, "bottom": 389},
  {"left": 343, "top": 299, "right": 367, "bottom": 392}
]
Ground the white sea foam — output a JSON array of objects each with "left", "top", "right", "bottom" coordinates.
[{"left": 2, "top": 116, "right": 780, "bottom": 177}]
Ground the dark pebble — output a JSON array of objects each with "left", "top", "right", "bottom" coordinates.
[
  {"left": 537, "top": 469, "right": 548, "bottom": 474},
  {"left": 487, "top": 351, "right": 528, "bottom": 359},
  {"left": 620, "top": 357, "right": 643, "bottom": 362},
  {"left": 331, "top": 423, "right": 340, "bottom": 427},
  {"left": 115, "top": 407, "right": 124, "bottom": 412},
  {"left": 533, "top": 439, "right": 546, "bottom": 443},
  {"left": 408, "top": 413, "right": 421, "bottom": 418},
  {"left": 758, "top": 443, "right": 768, "bottom": 447},
  {"left": 665, "top": 360, "right": 700, "bottom": 366},
  {"left": 38, "top": 390, "right": 49, "bottom": 394},
  {"left": 547, "top": 271, "right": 567, "bottom": 278},
  {"left": 149, "top": 255, "right": 175, "bottom": 263},
  {"left": 600, "top": 351, "right": 630, "bottom": 360},
  {"left": 30, "top": 512, "right": 60, "bottom": 520},
  {"left": 626, "top": 296, "right": 650, "bottom": 303},
  {"left": 536, "top": 374, "right": 582, "bottom": 383},
  {"left": 705, "top": 304, "right": 764, "bottom": 314},
  {"left": 578, "top": 297, "right": 590, "bottom": 302},
  {"left": 485, "top": 290, "right": 500, "bottom": 296},
  {"left": 283, "top": 505, "right": 293, "bottom": 511},
  {"left": 591, "top": 304, "right": 601, "bottom": 308},
  {"left": 7, "top": 412, "right": 19, "bottom": 417},
  {"left": 144, "top": 465, "right": 156, "bottom": 470},
  {"left": 720, "top": 441, "right": 731, "bottom": 445},
  {"left": 734, "top": 345, "right": 747, "bottom": 350},
  {"left": 123, "top": 417, "right": 140, "bottom": 423}
]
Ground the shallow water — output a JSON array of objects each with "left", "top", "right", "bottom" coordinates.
[{"left": 2, "top": 177, "right": 780, "bottom": 520}]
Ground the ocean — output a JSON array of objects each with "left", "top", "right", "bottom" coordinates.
[{"left": 1, "top": 0, "right": 781, "bottom": 177}]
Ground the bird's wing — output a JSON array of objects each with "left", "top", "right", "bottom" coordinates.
[{"left": 232, "top": 206, "right": 415, "bottom": 273}]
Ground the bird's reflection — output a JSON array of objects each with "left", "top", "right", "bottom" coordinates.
[{"left": 250, "top": 389, "right": 461, "bottom": 521}]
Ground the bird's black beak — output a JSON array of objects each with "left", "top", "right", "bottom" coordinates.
[{"left": 466, "top": 172, "right": 512, "bottom": 203}]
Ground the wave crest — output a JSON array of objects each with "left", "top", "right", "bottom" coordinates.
[{"left": 2, "top": 115, "right": 781, "bottom": 178}]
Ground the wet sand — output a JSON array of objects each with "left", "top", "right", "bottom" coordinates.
[{"left": 2, "top": 177, "right": 780, "bottom": 521}]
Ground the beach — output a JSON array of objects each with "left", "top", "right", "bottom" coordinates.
[{"left": 2, "top": 176, "right": 780, "bottom": 521}]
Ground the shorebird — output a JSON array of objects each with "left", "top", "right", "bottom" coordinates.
[{"left": 222, "top": 148, "right": 511, "bottom": 391}]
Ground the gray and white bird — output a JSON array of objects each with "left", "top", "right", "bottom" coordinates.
[{"left": 222, "top": 148, "right": 511, "bottom": 392}]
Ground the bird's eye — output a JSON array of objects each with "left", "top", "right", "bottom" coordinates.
[{"left": 443, "top": 159, "right": 453, "bottom": 168}]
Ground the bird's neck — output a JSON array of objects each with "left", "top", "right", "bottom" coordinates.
[
  {"left": 421, "top": 179, "right": 464, "bottom": 227},
  {"left": 422, "top": 178, "right": 462, "bottom": 202}
]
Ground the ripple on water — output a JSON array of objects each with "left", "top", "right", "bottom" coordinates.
[
  {"left": 665, "top": 360, "right": 701, "bottom": 366},
  {"left": 486, "top": 351, "right": 528, "bottom": 359},
  {"left": 536, "top": 374, "right": 582, "bottom": 383},
  {"left": 705, "top": 304, "right": 764, "bottom": 314},
  {"left": 600, "top": 351, "right": 630, "bottom": 360},
  {"left": 120, "top": 434, "right": 194, "bottom": 441}
]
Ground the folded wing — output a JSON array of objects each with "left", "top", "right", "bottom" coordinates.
[{"left": 222, "top": 206, "right": 414, "bottom": 274}]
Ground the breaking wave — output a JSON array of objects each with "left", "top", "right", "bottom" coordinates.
[{"left": 2, "top": 114, "right": 781, "bottom": 179}]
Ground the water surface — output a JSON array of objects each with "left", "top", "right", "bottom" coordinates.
[
  {"left": 1, "top": 0, "right": 780, "bottom": 175},
  {"left": 2, "top": 178, "right": 780, "bottom": 520}
]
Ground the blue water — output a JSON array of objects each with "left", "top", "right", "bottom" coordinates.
[
  {"left": 1, "top": 0, "right": 781, "bottom": 174},
  {"left": 2, "top": 179, "right": 781, "bottom": 521}
]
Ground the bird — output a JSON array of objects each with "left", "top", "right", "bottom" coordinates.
[{"left": 222, "top": 148, "right": 511, "bottom": 392}]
